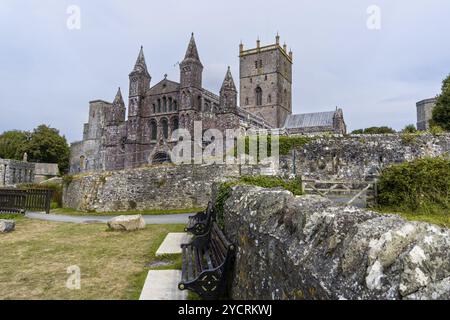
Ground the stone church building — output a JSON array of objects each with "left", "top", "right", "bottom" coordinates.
[{"left": 70, "top": 34, "right": 346, "bottom": 173}]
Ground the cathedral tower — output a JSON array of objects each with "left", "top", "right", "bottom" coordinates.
[
  {"left": 126, "top": 47, "right": 151, "bottom": 168},
  {"left": 179, "top": 34, "right": 204, "bottom": 113},
  {"left": 239, "top": 34, "right": 293, "bottom": 128}
]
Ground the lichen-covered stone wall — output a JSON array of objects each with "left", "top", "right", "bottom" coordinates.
[
  {"left": 63, "top": 163, "right": 268, "bottom": 212},
  {"left": 279, "top": 133, "right": 450, "bottom": 180},
  {"left": 220, "top": 185, "right": 450, "bottom": 300}
]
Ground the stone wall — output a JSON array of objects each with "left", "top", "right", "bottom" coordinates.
[
  {"left": 0, "top": 159, "right": 35, "bottom": 187},
  {"left": 279, "top": 133, "right": 450, "bottom": 181},
  {"left": 63, "top": 163, "right": 269, "bottom": 212},
  {"left": 219, "top": 185, "right": 450, "bottom": 300}
]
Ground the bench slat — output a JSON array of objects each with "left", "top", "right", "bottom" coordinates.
[
  {"left": 182, "top": 245, "right": 188, "bottom": 282},
  {"left": 187, "top": 245, "right": 194, "bottom": 280}
]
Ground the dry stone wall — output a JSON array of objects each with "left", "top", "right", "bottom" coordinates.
[{"left": 219, "top": 185, "right": 450, "bottom": 300}]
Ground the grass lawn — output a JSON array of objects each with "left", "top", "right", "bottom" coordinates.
[
  {"left": 50, "top": 207, "right": 204, "bottom": 216},
  {"left": 374, "top": 208, "right": 450, "bottom": 228},
  {"left": 0, "top": 215, "right": 185, "bottom": 300}
]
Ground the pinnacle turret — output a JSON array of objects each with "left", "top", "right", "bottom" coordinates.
[
  {"left": 183, "top": 33, "right": 202, "bottom": 65},
  {"left": 113, "top": 87, "right": 125, "bottom": 108},
  {"left": 132, "top": 46, "right": 150, "bottom": 76},
  {"left": 221, "top": 66, "right": 236, "bottom": 92}
]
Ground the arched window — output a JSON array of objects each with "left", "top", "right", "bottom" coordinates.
[
  {"left": 173, "top": 100, "right": 178, "bottom": 111},
  {"left": 268, "top": 94, "right": 272, "bottom": 103},
  {"left": 245, "top": 97, "right": 249, "bottom": 105},
  {"left": 157, "top": 99, "right": 161, "bottom": 113},
  {"left": 172, "top": 117, "right": 179, "bottom": 132},
  {"left": 152, "top": 104, "right": 156, "bottom": 114},
  {"left": 163, "top": 97, "right": 167, "bottom": 112},
  {"left": 255, "top": 87, "right": 263, "bottom": 106},
  {"left": 150, "top": 120, "right": 157, "bottom": 141},
  {"left": 161, "top": 118, "right": 169, "bottom": 139},
  {"left": 169, "top": 97, "right": 173, "bottom": 111}
]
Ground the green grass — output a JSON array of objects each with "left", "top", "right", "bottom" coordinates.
[
  {"left": 375, "top": 207, "right": 450, "bottom": 228},
  {"left": 0, "top": 218, "right": 185, "bottom": 300},
  {"left": 50, "top": 207, "right": 205, "bottom": 216}
]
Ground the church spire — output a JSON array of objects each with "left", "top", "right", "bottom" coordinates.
[
  {"left": 113, "top": 87, "right": 125, "bottom": 108},
  {"left": 221, "top": 66, "right": 236, "bottom": 92},
  {"left": 132, "top": 46, "right": 150, "bottom": 76},
  {"left": 183, "top": 33, "right": 202, "bottom": 64}
]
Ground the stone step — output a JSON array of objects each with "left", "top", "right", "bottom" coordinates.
[
  {"left": 139, "top": 270, "right": 187, "bottom": 300},
  {"left": 156, "top": 232, "right": 192, "bottom": 256}
]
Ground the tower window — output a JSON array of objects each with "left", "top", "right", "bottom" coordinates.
[
  {"left": 245, "top": 97, "right": 249, "bottom": 105},
  {"left": 265, "top": 75, "right": 267, "bottom": 81},
  {"left": 255, "top": 61, "right": 258, "bottom": 69},
  {"left": 255, "top": 87, "right": 263, "bottom": 106},
  {"left": 250, "top": 78, "right": 253, "bottom": 84},
  {"left": 259, "top": 60, "right": 263, "bottom": 68},
  {"left": 268, "top": 95, "right": 272, "bottom": 103}
]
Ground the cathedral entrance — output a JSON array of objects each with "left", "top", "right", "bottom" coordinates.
[{"left": 152, "top": 152, "right": 172, "bottom": 164}]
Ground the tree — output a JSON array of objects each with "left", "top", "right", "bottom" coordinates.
[
  {"left": 431, "top": 74, "right": 450, "bottom": 131},
  {"left": 351, "top": 127, "right": 396, "bottom": 134},
  {"left": 23, "top": 125, "right": 70, "bottom": 174},
  {"left": 0, "top": 130, "right": 30, "bottom": 160},
  {"left": 402, "top": 124, "right": 417, "bottom": 133}
]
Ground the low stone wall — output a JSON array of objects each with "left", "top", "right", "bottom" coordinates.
[
  {"left": 220, "top": 185, "right": 450, "bottom": 300},
  {"left": 63, "top": 163, "right": 268, "bottom": 212},
  {"left": 279, "top": 133, "right": 450, "bottom": 180}
]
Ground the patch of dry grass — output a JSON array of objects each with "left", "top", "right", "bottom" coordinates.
[{"left": 0, "top": 218, "right": 184, "bottom": 300}]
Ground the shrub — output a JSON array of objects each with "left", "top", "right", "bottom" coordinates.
[{"left": 377, "top": 157, "right": 450, "bottom": 214}]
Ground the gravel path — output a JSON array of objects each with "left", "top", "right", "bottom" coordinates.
[{"left": 25, "top": 212, "right": 191, "bottom": 225}]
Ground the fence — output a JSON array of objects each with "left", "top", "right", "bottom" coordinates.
[
  {"left": 0, "top": 188, "right": 54, "bottom": 214},
  {"left": 301, "top": 177, "right": 378, "bottom": 208}
]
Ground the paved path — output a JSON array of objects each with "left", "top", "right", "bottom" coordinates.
[
  {"left": 25, "top": 212, "right": 191, "bottom": 225},
  {"left": 156, "top": 233, "right": 192, "bottom": 256},
  {"left": 139, "top": 270, "right": 187, "bottom": 300}
]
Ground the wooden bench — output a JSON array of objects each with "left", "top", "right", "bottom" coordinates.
[
  {"left": 184, "top": 202, "right": 214, "bottom": 236},
  {"left": 179, "top": 221, "right": 235, "bottom": 300}
]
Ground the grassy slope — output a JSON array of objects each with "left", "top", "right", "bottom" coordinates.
[{"left": 0, "top": 216, "right": 185, "bottom": 300}]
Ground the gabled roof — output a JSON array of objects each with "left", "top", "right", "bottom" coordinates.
[
  {"left": 148, "top": 78, "right": 180, "bottom": 95},
  {"left": 283, "top": 111, "right": 336, "bottom": 129}
]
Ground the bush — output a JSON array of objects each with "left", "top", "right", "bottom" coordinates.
[
  {"left": 234, "top": 135, "right": 312, "bottom": 157},
  {"left": 377, "top": 157, "right": 450, "bottom": 214}
]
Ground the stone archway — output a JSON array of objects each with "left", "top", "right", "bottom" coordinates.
[{"left": 152, "top": 152, "right": 171, "bottom": 164}]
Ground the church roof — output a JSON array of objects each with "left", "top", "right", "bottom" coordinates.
[{"left": 283, "top": 111, "right": 336, "bottom": 129}]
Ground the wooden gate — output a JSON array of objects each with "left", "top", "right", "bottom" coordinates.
[
  {"left": 301, "top": 177, "right": 378, "bottom": 207},
  {"left": 0, "top": 189, "right": 54, "bottom": 214}
]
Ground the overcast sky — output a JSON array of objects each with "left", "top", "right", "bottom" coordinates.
[{"left": 0, "top": 0, "right": 449, "bottom": 142}]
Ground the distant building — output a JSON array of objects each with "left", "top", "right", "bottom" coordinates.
[
  {"left": 416, "top": 98, "right": 437, "bottom": 131},
  {"left": 0, "top": 154, "right": 59, "bottom": 187},
  {"left": 34, "top": 163, "right": 60, "bottom": 183},
  {"left": 283, "top": 108, "right": 346, "bottom": 135},
  {"left": 0, "top": 159, "right": 35, "bottom": 187}
]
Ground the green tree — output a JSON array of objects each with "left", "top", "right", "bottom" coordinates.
[
  {"left": 431, "top": 74, "right": 450, "bottom": 131},
  {"left": 23, "top": 125, "right": 70, "bottom": 174},
  {"left": 402, "top": 124, "right": 417, "bottom": 133},
  {"left": 0, "top": 130, "right": 30, "bottom": 160}
]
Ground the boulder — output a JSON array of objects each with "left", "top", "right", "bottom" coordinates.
[
  {"left": 107, "top": 215, "right": 146, "bottom": 231},
  {"left": 0, "top": 219, "right": 15, "bottom": 233}
]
